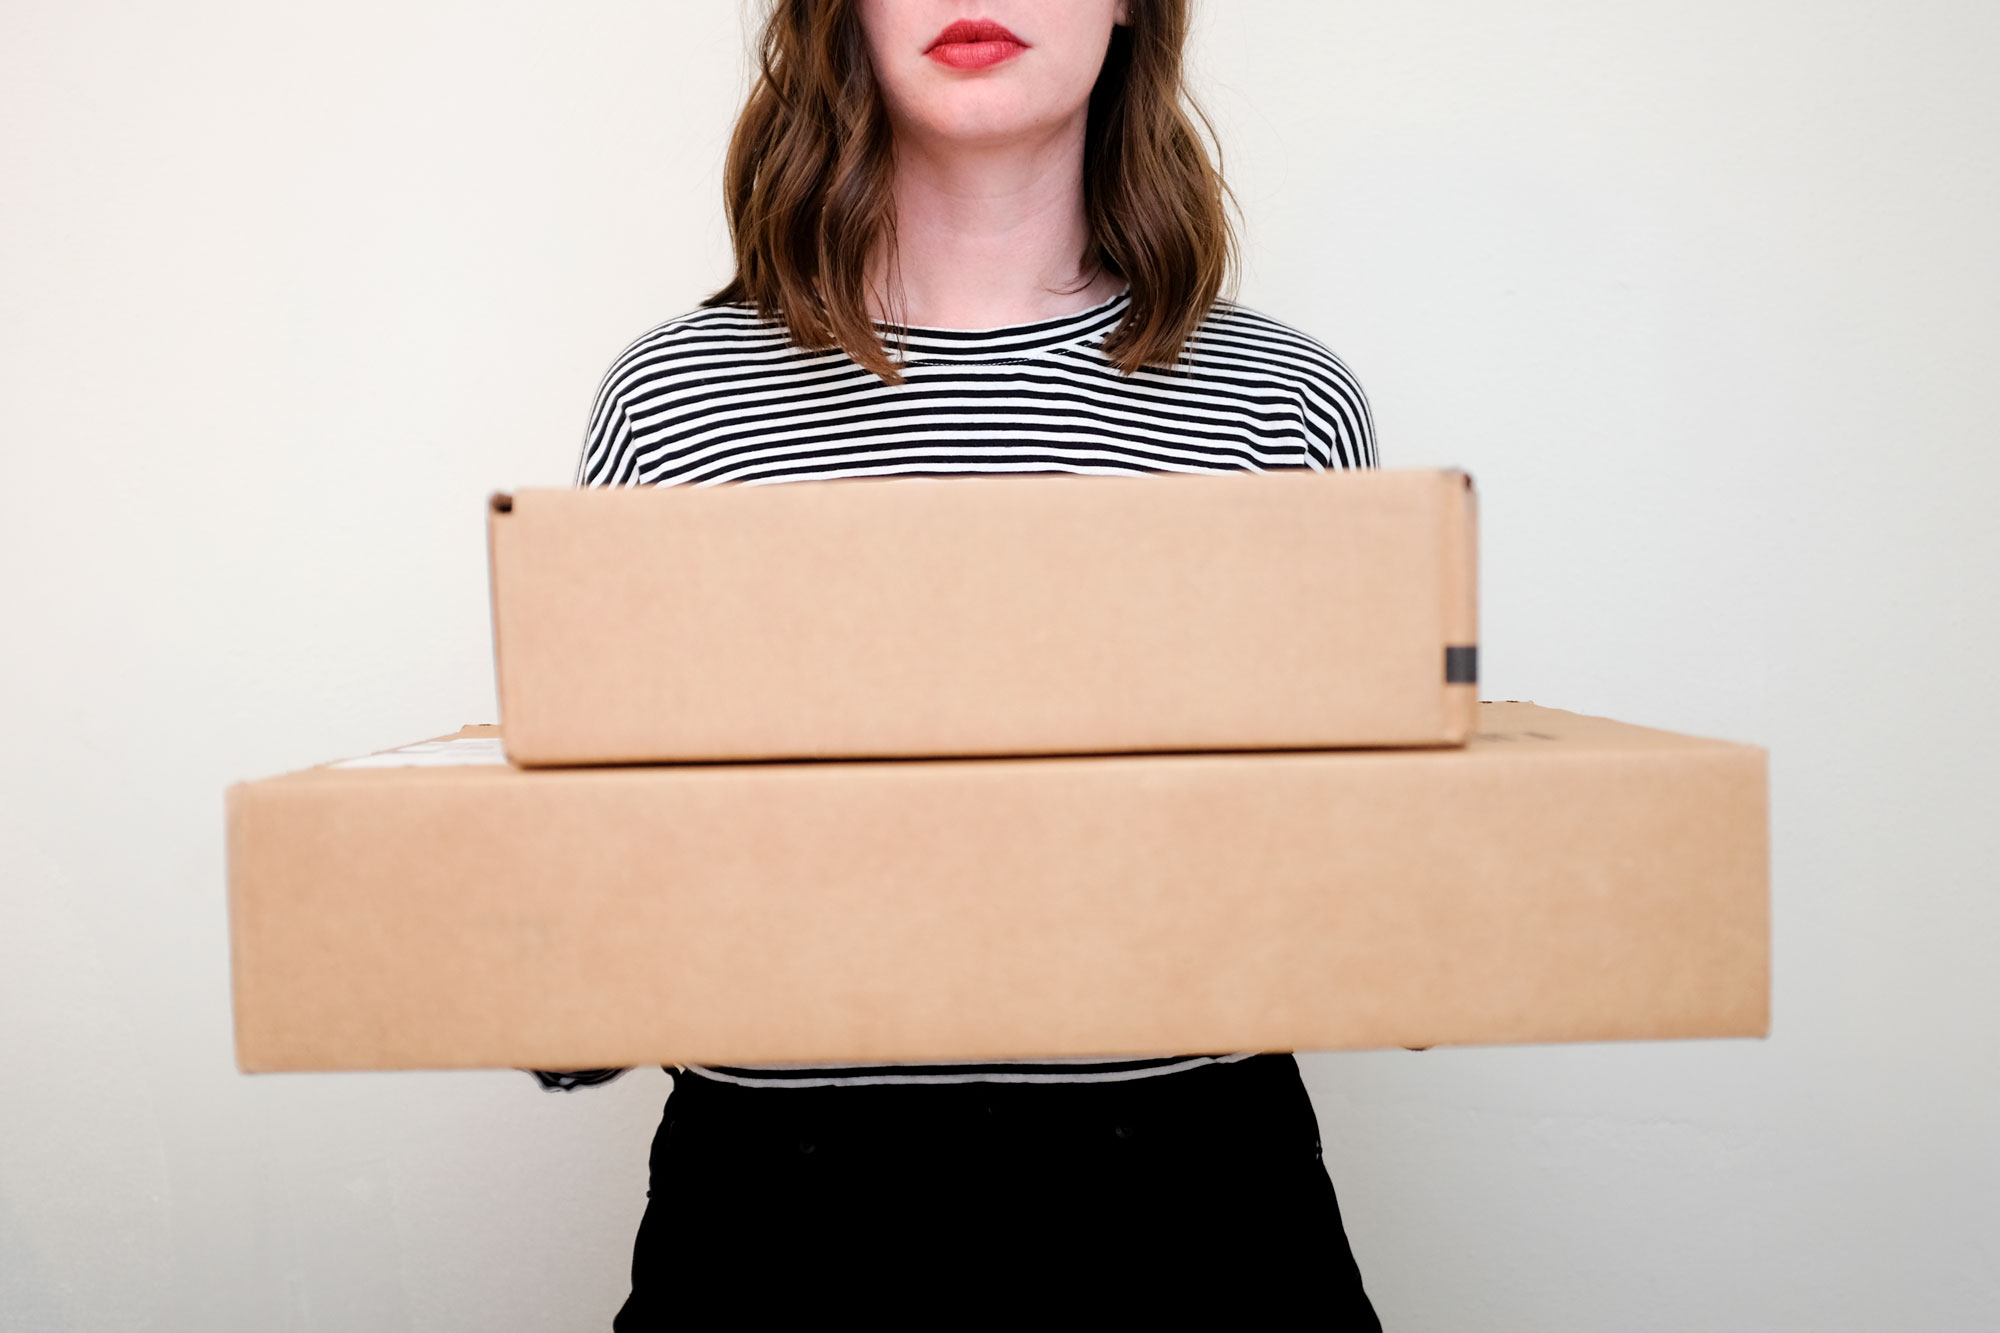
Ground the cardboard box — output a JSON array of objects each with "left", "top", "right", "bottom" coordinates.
[
  {"left": 227, "top": 704, "right": 1767, "bottom": 1073},
  {"left": 488, "top": 468, "right": 1479, "bottom": 765}
]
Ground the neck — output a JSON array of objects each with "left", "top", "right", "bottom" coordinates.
[{"left": 872, "top": 115, "right": 1124, "bottom": 330}]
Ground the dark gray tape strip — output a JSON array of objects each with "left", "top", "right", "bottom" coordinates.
[{"left": 1445, "top": 645, "right": 1478, "bottom": 685}]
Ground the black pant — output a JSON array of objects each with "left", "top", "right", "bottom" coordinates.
[{"left": 615, "top": 1054, "right": 1380, "bottom": 1326}]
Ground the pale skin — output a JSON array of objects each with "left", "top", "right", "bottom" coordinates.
[{"left": 856, "top": 0, "right": 1132, "bottom": 330}]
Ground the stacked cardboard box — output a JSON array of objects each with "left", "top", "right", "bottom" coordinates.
[
  {"left": 488, "top": 469, "right": 1480, "bottom": 763},
  {"left": 227, "top": 469, "right": 1768, "bottom": 1072}
]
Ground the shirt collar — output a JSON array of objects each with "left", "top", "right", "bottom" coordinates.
[{"left": 881, "top": 289, "right": 1131, "bottom": 363}]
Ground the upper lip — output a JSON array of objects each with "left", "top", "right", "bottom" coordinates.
[{"left": 925, "top": 18, "right": 1028, "bottom": 51}]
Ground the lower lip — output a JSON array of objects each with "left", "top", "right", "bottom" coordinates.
[{"left": 927, "top": 40, "right": 1027, "bottom": 71}]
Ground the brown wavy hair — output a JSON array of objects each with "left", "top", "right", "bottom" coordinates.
[{"left": 706, "top": 0, "right": 1236, "bottom": 382}]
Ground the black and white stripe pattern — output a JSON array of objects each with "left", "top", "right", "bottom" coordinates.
[
  {"left": 681, "top": 1053, "right": 1259, "bottom": 1089},
  {"left": 563, "top": 290, "right": 1374, "bottom": 1089},
  {"left": 578, "top": 290, "right": 1374, "bottom": 488}
]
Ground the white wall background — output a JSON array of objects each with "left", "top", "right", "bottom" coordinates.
[{"left": 3, "top": 1, "right": 1995, "bottom": 1327}]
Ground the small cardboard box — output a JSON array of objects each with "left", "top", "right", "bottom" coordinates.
[
  {"left": 227, "top": 704, "right": 1768, "bottom": 1073},
  {"left": 488, "top": 469, "right": 1479, "bottom": 765}
]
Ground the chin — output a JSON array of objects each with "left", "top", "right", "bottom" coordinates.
[{"left": 904, "top": 94, "right": 1065, "bottom": 147}]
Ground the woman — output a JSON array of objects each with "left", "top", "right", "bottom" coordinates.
[{"left": 555, "top": 1, "right": 1381, "bottom": 1323}]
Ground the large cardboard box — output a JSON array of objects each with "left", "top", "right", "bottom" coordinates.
[
  {"left": 488, "top": 469, "right": 1479, "bottom": 765},
  {"left": 227, "top": 704, "right": 1767, "bottom": 1073}
]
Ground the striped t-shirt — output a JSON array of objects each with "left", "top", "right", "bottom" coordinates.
[{"left": 539, "top": 288, "right": 1374, "bottom": 1092}]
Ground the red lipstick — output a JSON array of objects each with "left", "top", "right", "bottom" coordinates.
[{"left": 924, "top": 18, "right": 1029, "bottom": 71}]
